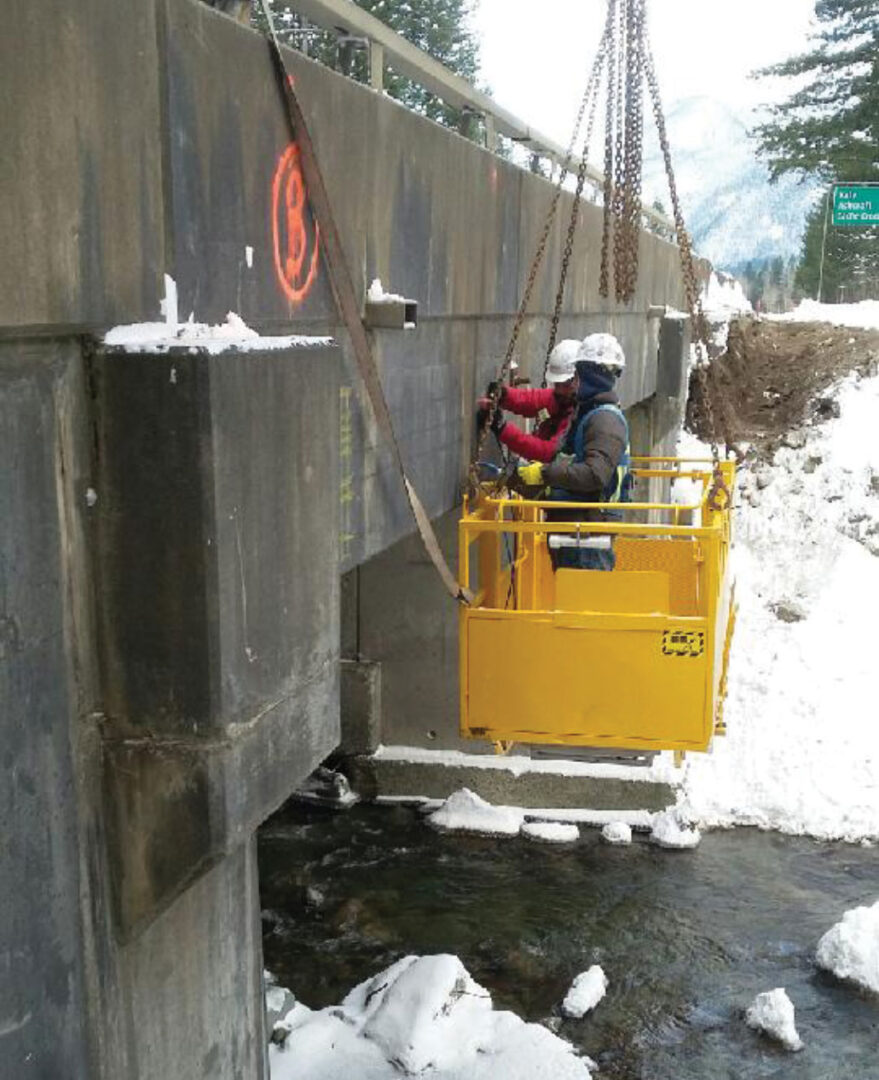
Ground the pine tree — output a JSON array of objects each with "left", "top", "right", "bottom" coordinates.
[
  {"left": 753, "top": 1, "right": 879, "bottom": 300},
  {"left": 252, "top": 0, "right": 482, "bottom": 137},
  {"left": 753, "top": 0, "right": 879, "bottom": 182}
]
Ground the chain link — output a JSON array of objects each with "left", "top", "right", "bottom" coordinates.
[
  {"left": 544, "top": 29, "right": 610, "bottom": 372},
  {"left": 471, "top": 31, "right": 611, "bottom": 479}
]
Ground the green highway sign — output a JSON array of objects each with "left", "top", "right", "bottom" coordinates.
[{"left": 832, "top": 184, "right": 879, "bottom": 227}]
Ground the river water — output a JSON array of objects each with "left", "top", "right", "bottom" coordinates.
[{"left": 259, "top": 802, "right": 879, "bottom": 1079}]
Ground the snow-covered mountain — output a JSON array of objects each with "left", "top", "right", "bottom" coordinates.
[{"left": 642, "top": 96, "right": 821, "bottom": 271}]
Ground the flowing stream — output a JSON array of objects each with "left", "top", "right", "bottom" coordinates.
[{"left": 259, "top": 802, "right": 879, "bottom": 1079}]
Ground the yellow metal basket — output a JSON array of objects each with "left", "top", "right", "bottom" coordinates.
[{"left": 459, "top": 458, "right": 736, "bottom": 753}]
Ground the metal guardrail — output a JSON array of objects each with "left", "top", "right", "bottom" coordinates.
[{"left": 287, "top": 0, "right": 675, "bottom": 236}]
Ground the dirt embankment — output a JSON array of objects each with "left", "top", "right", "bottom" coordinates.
[{"left": 688, "top": 318, "right": 879, "bottom": 453}]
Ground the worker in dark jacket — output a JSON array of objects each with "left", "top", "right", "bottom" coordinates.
[
  {"left": 517, "top": 333, "right": 630, "bottom": 570},
  {"left": 477, "top": 340, "right": 580, "bottom": 463}
]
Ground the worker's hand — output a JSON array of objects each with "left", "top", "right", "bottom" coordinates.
[
  {"left": 486, "top": 380, "right": 500, "bottom": 399},
  {"left": 489, "top": 407, "right": 506, "bottom": 437},
  {"left": 517, "top": 462, "right": 545, "bottom": 486},
  {"left": 475, "top": 397, "right": 492, "bottom": 431}
]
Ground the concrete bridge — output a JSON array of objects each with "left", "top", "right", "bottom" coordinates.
[{"left": 0, "top": 1, "right": 697, "bottom": 1077}]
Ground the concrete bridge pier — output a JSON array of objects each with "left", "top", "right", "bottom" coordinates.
[{"left": 1, "top": 334, "right": 339, "bottom": 1080}]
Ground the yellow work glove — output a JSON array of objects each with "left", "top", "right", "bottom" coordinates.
[{"left": 517, "top": 462, "right": 545, "bottom": 486}]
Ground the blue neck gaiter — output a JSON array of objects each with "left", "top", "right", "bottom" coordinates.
[{"left": 576, "top": 362, "right": 616, "bottom": 402}]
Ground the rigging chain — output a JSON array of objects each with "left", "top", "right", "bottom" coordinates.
[
  {"left": 470, "top": 29, "right": 612, "bottom": 483},
  {"left": 596, "top": 0, "right": 731, "bottom": 503},
  {"left": 543, "top": 12, "right": 612, "bottom": 373}
]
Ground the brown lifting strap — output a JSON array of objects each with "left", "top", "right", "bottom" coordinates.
[{"left": 258, "top": 0, "right": 471, "bottom": 604}]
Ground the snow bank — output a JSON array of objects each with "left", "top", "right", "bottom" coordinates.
[
  {"left": 678, "top": 372, "right": 879, "bottom": 842},
  {"left": 600, "top": 822, "right": 632, "bottom": 846},
  {"left": 427, "top": 789, "right": 523, "bottom": 836},
  {"left": 767, "top": 298, "right": 879, "bottom": 331},
  {"left": 269, "top": 955, "right": 593, "bottom": 1080},
  {"left": 649, "top": 811, "right": 701, "bottom": 850},
  {"left": 816, "top": 900, "right": 879, "bottom": 993},
  {"left": 561, "top": 966, "right": 608, "bottom": 1019},
  {"left": 702, "top": 271, "right": 753, "bottom": 319},
  {"left": 745, "top": 988, "right": 803, "bottom": 1051},
  {"left": 521, "top": 821, "right": 579, "bottom": 844}
]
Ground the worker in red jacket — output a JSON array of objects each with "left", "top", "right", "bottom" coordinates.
[{"left": 477, "top": 340, "right": 580, "bottom": 463}]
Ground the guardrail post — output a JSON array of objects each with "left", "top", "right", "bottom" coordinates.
[
  {"left": 369, "top": 38, "right": 384, "bottom": 91},
  {"left": 484, "top": 113, "right": 497, "bottom": 152}
]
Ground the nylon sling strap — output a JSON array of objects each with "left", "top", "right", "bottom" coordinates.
[{"left": 258, "top": 0, "right": 471, "bottom": 605}]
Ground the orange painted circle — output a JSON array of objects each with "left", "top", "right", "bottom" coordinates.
[{"left": 271, "top": 143, "right": 320, "bottom": 305}]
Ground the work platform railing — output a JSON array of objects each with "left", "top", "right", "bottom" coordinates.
[
  {"left": 458, "top": 458, "right": 736, "bottom": 754},
  {"left": 284, "top": 0, "right": 674, "bottom": 236}
]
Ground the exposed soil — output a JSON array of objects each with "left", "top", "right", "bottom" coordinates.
[{"left": 688, "top": 318, "right": 879, "bottom": 453}]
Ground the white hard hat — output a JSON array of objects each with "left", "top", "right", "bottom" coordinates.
[
  {"left": 545, "top": 339, "right": 580, "bottom": 384},
  {"left": 577, "top": 333, "right": 626, "bottom": 372}
]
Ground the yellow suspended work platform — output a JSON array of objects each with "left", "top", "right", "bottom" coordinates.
[{"left": 459, "top": 458, "right": 737, "bottom": 754}]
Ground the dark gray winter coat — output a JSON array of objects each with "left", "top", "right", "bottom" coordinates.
[{"left": 542, "top": 391, "right": 627, "bottom": 504}]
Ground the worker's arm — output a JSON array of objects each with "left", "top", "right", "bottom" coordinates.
[
  {"left": 499, "top": 418, "right": 570, "bottom": 463},
  {"left": 498, "top": 385, "right": 559, "bottom": 418},
  {"left": 542, "top": 412, "right": 626, "bottom": 494}
]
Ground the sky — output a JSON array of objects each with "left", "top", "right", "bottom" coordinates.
[{"left": 473, "top": 0, "right": 817, "bottom": 150}]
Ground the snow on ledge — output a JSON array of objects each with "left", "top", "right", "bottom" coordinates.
[
  {"left": 521, "top": 821, "right": 579, "bottom": 844},
  {"left": 103, "top": 313, "right": 333, "bottom": 355},
  {"left": 104, "top": 277, "right": 333, "bottom": 355},
  {"left": 372, "top": 744, "right": 679, "bottom": 785},
  {"left": 428, "top": 788, "right": 523, "bottom": 836}
]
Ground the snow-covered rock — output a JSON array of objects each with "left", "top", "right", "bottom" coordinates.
[
  {"left": 600, "top": 822, "right": 632, "bottom": 846},
  {"left": 816, "top": 900, "right": 879, "bottom": 993},
  {"left": 649, "top": 811, "right": 701, "bottom": 850},
  {"left": 522, "top": 821, "right": 579, "bottom": 844},
  {"left": 427, "top": 789, "right": 524, "bottom": 836},
  {"left": 561, "top": 966, "right": 608, "bottom": 1019},
  {"left": 269, "top": 955, "right": 594, "bottom": 1079},
  {"left": 745, "top": 988, "right": 803, "bottom": 1051}
]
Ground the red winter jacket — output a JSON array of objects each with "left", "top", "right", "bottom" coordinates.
[{"left": 497, "top": 386, "right": 574, "bottom": 463}]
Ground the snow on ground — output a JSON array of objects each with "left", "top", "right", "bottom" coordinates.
[
  {"left": 816, "top": 900, "right": 879, "bottom": 994},
  {"left": 560, "top": 966, "right": 608, "bottom": 1019},
  {"left": 677, "top": 366, "right": 879, "bottom": 843},
  {"left": 745, "top": 988, "right": 803, "bottom": 1052},
  {"left": 269, "top": 955, "right": 593, "bottom": 1080},
  {"left": 767, "top": 298, "right": 879, "bottom": 331}
]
